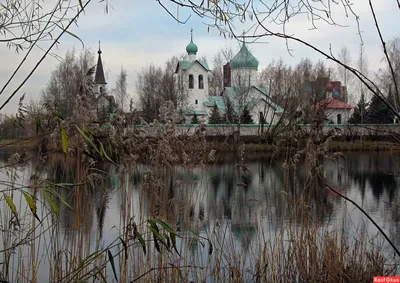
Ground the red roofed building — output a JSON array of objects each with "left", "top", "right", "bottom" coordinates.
[
  {"left": 312, "top": 97, "right": 353, "bottom": 124},
  {"left": 314, "top": 97, "right": 352, "bottom": 110}
]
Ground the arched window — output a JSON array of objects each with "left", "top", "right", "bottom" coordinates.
[
  {"left": 198, "top": 75, "right": 204, "bottom": 89},
  {"left": 189, "top": 74, "right": 194, "bottom": 89},
  {"left": 337, "top": 114, "right": 342, "bottom": 124}
]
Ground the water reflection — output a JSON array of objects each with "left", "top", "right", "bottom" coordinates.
[
  {"left": 1, "top": 150, "right": 400, "bottom": 281},
  {"left": 2, "top": 150, "right": 399, "bottom": 237}
]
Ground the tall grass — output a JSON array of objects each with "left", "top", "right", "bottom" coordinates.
[
  {"left": 0, "top": 98, "right": 398, "bottom": 282},
  {"left": 0, "top": 150, "right": 397, "bottom": 282}
]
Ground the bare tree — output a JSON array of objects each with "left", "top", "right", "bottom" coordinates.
[
  {"left": 378, "top": 35, "right": 400, "bottom": 114},
  {"left": 136, "top": 64, "right": 163, "bottom": 122},
  {"left": 163, "top": 56, "right": 179, "bottom": 107},
  {"left": 314, "top": 60, "right": 332, "bottom": 79},
  {"left": 259, "top": 58, "right": 294, "bottom": 102},
  {"left": 337, "top": 46, "right": 353, "bottom": 103},
  {"left": 337, "top": 47, "right": 352, "bottom": 86},
  {"left": 41, "top": 49, "right": 95, "bottom": 118},
  {"left": 24, "top": 99, "right": 46, "bottom": 136},
  {"left": 357, "top": 43, "right": 370, "bottom": 123},
  {"left": 0, "top": 0, "right": 99, "bottom": 111},
  {"left": 114, "top": 67, "right": 128, "bottom": 111},
  {"left": 209, "top": 47, "right": 234, "bottom": 96}
]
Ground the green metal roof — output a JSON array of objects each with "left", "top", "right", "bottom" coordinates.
[
  {"left": 204, "top": 96, "right": 226, "bottom": 111},
  {"left": 176, "top": 60, "right": 209, "bottom": 72},
  {"left": 184, "top": 110, "right": 208, "bottom": 116},
  {"left": 204, "top": 87, "right": 284, "bottom": 114},
  {"left": 230, "top": 43, "right": 259, "bottom": 69},
  {"left": 252, "top": 86, "right": 268, "bottom": 95},
  {"left": 237, "top": 86, "right": 284, "bottom": 113},
  {"left": 186, "top": 39, "right": 198, "bottom": 55}
]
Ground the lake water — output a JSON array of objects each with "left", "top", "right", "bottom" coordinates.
[{"left": 0, "top": 150, "right": 399, "bottom": 282}]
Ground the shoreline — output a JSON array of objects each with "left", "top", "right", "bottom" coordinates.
[
  {"left": 2, "top": 138, "right": 400, "bottom": 154},
  {"left": 204, "top": 140, "right": 400, "bottom": 153}
]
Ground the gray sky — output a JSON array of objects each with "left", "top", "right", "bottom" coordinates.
[{"left": 0, "top": 0, "right": 398, "bottom": 114}]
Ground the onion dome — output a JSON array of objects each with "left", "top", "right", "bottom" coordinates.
[
  {"left": 186, "top": 29, "right": 198, "bottom": 55},
  {"left": 230, "top": 43, "right": 259, "bottom": 69}
]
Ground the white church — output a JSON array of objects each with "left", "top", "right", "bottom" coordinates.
[
  {"left": 92, "top": 33, "right": 284, "bottom": 124},
  {"left": 174, "top": 31, "right": 284, "bottom": 124}
]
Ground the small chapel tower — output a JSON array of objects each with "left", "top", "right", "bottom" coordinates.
[
  {"left": 94, "top": 41, "right": 107, "bottom": 96},
  {"left": 175, "top": 30, "right": 210, "bottom": 122}
]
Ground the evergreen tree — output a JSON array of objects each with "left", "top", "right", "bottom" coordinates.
[
  {"left": 142, "top": 97, "right": 153, "bottom": 123},
  {"left": 129, "top": 98, "right": 134, "bottom": 113},
  {"left": 223, "top": 98, "right": 237, "bottom": 124},
  {"left": 191, "top": 113, "right": 199, "bottom": 124},
  {"left": 365, "top": 92, "right": 395, "bottom": 124},
  {"left": 209, "top": 104, "right": 222, "bottom": 124},
  {"left": 240, "top": 104, "right": 254, "bottom": 124},
  {"left": 348, "top": 93, "right": 368, "bottom": 124}
]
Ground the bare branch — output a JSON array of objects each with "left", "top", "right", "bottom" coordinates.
[
  {"left": 369, "top": 0, "right": 400, "bottom": 108},
  {"left": 0, "top": 0, "right": 93, "bottom": 111}
]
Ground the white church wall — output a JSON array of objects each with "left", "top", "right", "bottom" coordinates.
[
  {"left": 251, "top": 102, "right": 281, "bottom": 124},
  {"left": 238, "top": 88, "right": 280, "bottom": 124},
  {"left": 325, "top": 108, "right": 353, "bottom": 124},
  {"left": 179, "top": 62, "right": 210, "bottom": 113}
]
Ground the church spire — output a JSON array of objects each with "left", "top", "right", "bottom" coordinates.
[{"left": 95, "top": 40, "right": 107, "bottom": 86}]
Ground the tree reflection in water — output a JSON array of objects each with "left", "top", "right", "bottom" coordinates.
[{"left": 0, "top": 150, "right": 399, "bottom": 281}]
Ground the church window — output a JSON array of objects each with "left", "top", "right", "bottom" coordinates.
[
  {"left": 199, "top": 75, "right": 204, "bottom": 89},
  {"left": 189, "top": 74, "right": 194, "bottom": 89},
  {"left": 195, "top": 99, "right": 198, "bottom": 105}
]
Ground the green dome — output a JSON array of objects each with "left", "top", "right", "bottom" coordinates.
[
  {"left": 186, "top": 39, "right": 198, "bottom": 55},
  {"left": 230, "top": 43, "right": 259, "bottom": 69}
]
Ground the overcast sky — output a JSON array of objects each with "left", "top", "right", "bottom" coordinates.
[{"left": 0, "top": 0, "right": 398, "bottom": 114}]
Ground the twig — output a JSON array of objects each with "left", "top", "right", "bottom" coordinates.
[
  {"left": 0, "top": 2, "right": 59, "bottom": 97},
  {"left": 0, "top": 0, "right": 93, "bottom": 111}
]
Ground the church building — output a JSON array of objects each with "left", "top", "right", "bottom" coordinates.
[
  {"left": 93, "top": 43, "right": 117, "bottom": 121},
  {"left": 174, "top": 31, "right": 211, "bottom": 121},
  {"left": 175, "top": 31, "right": 284, "bottom": 124}
]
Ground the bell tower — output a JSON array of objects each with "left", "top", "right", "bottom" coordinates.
[{"left": 94, "top": 40, "right": 107, "bottom": 96}]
